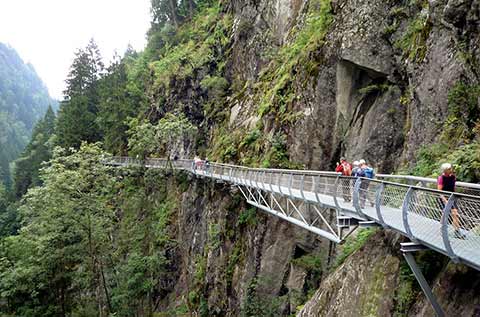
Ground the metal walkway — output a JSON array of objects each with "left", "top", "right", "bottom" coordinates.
[{"left": 107, "top": 156, "right": 480, "bottom": 272}]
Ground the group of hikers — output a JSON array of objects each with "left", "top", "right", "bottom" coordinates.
[
  {"left": 335, "top": 157, "right": 375, "bottom": 207},
  {"left": 335, "top": 157, "right": 466, "bottom": 239},
  {"left": 193, "top": 156, "right": 210, "bottom": 171}
]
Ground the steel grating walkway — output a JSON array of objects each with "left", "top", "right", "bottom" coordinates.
[{"left": 107, "top": 156, "right": 480, "bottom": 272}]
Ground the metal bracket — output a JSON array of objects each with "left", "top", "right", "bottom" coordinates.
[
  {"left": 358, "top": 221, "right": 380, "bottom": 228},
  {"left": 400, "top": 242, "right": 445, "bottom": 317}
]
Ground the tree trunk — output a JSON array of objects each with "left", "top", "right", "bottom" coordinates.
[{"left": 168, "top": 0, "right": 179, "bottom": 28}]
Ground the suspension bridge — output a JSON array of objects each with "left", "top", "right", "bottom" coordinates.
[{"left": 107, "top": 156, "right": 480, "bottom": 316}]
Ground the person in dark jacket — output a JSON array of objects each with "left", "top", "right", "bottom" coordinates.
[
  {"left": 437, "top": 163, "right": 465, "bottom": 239},
  {"left": 359, "top": 159, "right": 375, "bottom": 208}
]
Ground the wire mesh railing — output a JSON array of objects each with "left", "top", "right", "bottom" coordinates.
[{"left": 106, "top": 156, "right": 480, "bottom": 270}]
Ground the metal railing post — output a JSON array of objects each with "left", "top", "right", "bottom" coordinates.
[
  {"left": 262, "top": 171, "right": 267, "bottom": 190},
  {"left": 402, "top": 187, "right": 415, "bottom": 239},
  {"left": 313, "top": 176, "right": 321, "bottom": 204},
  {"left": 300, "top": 174, "right": 306, "bottom": 201},
  {"left": 288, "top": 173, "right": 293, "bottom": 197},
  {"left": 332, "top": 176, "right": 341, "bottom": 210},
  {"left": 278, "top": 173, "right": 284, "bottom": 195},
  {"left": 441, "top": 193, "right": 458, "bottom": 262},
  {"left": 375, "top": 183, "right": 386, "bottom": 227},
  {"left": 353, "top": 178, "right": 363, "bottom": 215}
]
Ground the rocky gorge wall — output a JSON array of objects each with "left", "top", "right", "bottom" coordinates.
[
  {"left": 151, "top": 0, "right": 480, "bottom": 315},
  {"left": 224, "top": 0, "right": 479, "bottom": 172}
]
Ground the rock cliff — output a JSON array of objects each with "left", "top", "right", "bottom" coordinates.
[{"left": 151, "top": 0, "right": 480, "bottom": 315}]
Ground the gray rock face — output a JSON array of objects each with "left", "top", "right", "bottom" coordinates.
[
  {"left": 443, "top": 0, "right": 474, "bottom": 27},
  {"left": 299, "top": 231, "right": 401, "bottom": 317},
  {"left": 404, "top": 24, "right": 464, "bottom": 161},
  {"left": 410, "top": 263, "right": 480, "bottom": 316},
  {"left": 165, "top": 176, "right": 327, "bottom": 315},
  {"left": 288, "top": 0, "right": 407, "bottom": 172},
  {"left": 157, "top": 0, "right": 480, "bottom": 314}
]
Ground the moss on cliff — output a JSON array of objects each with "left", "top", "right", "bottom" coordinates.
[{"left": 256, "top": 0, "right": 333, "bottom": 119}]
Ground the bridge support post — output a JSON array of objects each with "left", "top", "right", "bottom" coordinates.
[{"left": 400, "top": 242, "right": 445, "bottom": 317}]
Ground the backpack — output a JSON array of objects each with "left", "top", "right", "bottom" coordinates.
[
  {"left": 352, "top": 167, "right": 365, "bottom": 177},
  {"left": 363, "top": 167, "right": 375, "bottom": 179}
]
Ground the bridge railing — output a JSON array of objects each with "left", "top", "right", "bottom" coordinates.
[
  {"left": 377, "top": 173, "right": 480, "bottom": 196},
  {"left": 107, "top": 156, "right": 480, "bottom": 270}
]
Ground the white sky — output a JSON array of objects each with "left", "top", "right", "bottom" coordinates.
[{"left": 0, "top": 0, "right": 151, "bottom": 99}]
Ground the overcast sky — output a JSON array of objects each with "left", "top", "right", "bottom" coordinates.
[{"left": 0, "top": 0, "right": 151, "bottom": 99}]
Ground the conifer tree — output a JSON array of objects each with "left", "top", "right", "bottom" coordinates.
[
  {"left": 13, "top": 106, "right": 56, "bottom": 198},
  {"left": 56, "top": 39, "right": 104, "bottom": 149},
  {"left": 97, "top": 54, "right": 137, "bottom": 154}
]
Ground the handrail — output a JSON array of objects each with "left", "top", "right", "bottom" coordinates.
[
  {"left": 377, "top": 173, "right": 480, "bottom": 190},
  {"left": 106, "top": 156, "right": 480, "bottom": 271},
  {"left": 107, "top": 157, "right": 480, "bottom": 199}
]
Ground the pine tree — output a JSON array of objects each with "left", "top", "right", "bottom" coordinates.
[
  {"left": 56, "top": 39, "right": 104, "bottom": 149},
  {"left": 13, "top": 106, "right": 56, "bottom": 198},
  {"left": 97, "top": 54, "right": 137, "bottom": 154}
]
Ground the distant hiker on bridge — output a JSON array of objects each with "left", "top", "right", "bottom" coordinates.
[
  {"left": 204, "top": 157, "right": 210, "bottom": 172},
  {"left": 359, "top": 159, "right": 375, "bottom": 208},
  {"left": 437, "top": 163, "right": 465, "bottom": 239},
  {"left": 193, "top": 156, "right": 203, "bottom": 171},
  {"left": 336, "top": 157, "right": 352, "bottom": 202}
]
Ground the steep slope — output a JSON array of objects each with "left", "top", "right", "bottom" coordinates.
[
  {"left": 0, "top": 43, "right": 56, "bottom": 185},
  {"left": 2, "top": 0, "right": 480, "bottom": 315},
  {"left": 136, "top": 0, "right": 480, "bottom": 314}
]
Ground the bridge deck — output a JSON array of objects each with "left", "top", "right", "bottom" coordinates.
[{"left": 110, "top": 157, "right": 480, "bottom": 271}]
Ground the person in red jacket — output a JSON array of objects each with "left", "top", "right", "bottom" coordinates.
[{"left": 336, "top": 157, "right": 352, "bottom": 202}]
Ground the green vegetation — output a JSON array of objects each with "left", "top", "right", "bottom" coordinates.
[
  {"left": 208, "top": 0, "right": 332, "bottom": 168},
  {"left": 0, "top": 43, "right": 56, "bottom": 186},
  {"left": 358, "top": 83, "right": 391, "bottom": 96},
  {"left": 395, "top": 7, "right": 432, "bottom": 62},
  {"left": 393, "top": 260, "right": 417, "bottom": 316},
  {"left": 55, "top": 40, "right": 104, "bottom": 149},
  {"left": 407, "top": 81, "right": 480, "bottom": 182},
  {"left": 207, "top": 222, "right": 222, "bottom": 250},
  {"left": 256, "top": 0, "right": 333, "bottom": 118},
  {"left": 241, "top": 278, "right": 284, "bottom": 317},
  {"left": 127, "top": 112, "right": 197, "bottom": 158},
  {"left": 333, "top": 228, "right": 378, "bottom": 269},
  {"left": 393, "top": 250, "right": 447, "bottom": 316},
  {"left": 443, "top": 82, "right": 480, "bottom": 142},
  {"left": 150, "top": 3, "right": 232, "bottom": 93},
  {"left": 0, "top": 144, "right": 183, "bottom": 315},
  {"left": 237, "top": 207, "right": 258, "bottom": 227},
  {"left": 290, "top": 252, "right": 325, "bottom": 311},
  {"left": 12, "top": 106, "right": 55, "bottom": 198}
]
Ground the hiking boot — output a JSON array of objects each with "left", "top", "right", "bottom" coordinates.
[{"left": 454, "top": 229, "right": 467, "bottom": 240}]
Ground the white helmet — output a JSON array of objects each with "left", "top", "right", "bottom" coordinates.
[{"left": 359, "top": 159, "right": 366, "bottom": 165}]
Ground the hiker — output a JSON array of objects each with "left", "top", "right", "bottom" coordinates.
[
  {"left": 204, "top": 157, "right": 210, "bottom": 173},
  {"left": 437, "top": 163, "right": 465, "bottom": 239},
  {"left": 352, "top": 161, "right": 364, "bottom": 178},
  {"left": 193, "top": 156, "right": 203, "bottom": 171},
  {"left": 359, "top": 159, "right": 375, "bottom": 208},
  {"left": 336, "top": 157, "right": 353, "bottom": 202}
]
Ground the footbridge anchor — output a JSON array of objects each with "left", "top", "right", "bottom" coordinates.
[{"left": 400, "top": 242, "right": 445, "bottom": 317}]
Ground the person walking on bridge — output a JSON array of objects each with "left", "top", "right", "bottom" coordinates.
[
  {"left": 359, "top": 159, "right": 375, "bottom": 208},
  {"left": 336, "top": 157, "right": 352, "bottom": 202},
  {"left": 437, "top": 163, "right": 465, "bottom": 239}
]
